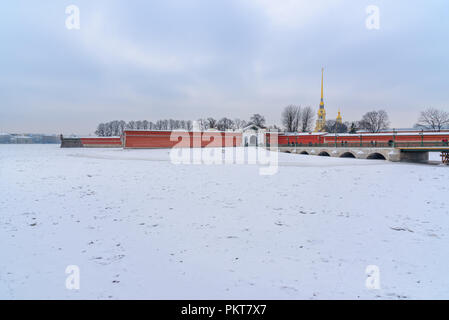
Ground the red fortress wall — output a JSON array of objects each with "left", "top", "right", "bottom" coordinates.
[
  {"left": 272, "top": 132, "right": 449, "bottom": 146},
  {"left": 80, "top": 137, "right": 122, "bottom": 147},
  {"left": 61, "top": 130, "right": 449, "bottom": 149},
  {"left": 123, "top": 130, "right": 242, "bottom": 148},
  {"left": 60, "top": 136, "right": 122, "bottom": 148},
  {"left": 269, "top": 133, "right": 325, "bottom": 145},
  {"left": 323, "top": 132, "right": 449, "bottom": 145}
]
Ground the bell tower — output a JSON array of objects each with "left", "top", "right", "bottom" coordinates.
[
  {"left": 314, "top": 68, "right": 326, "bottom": 132},
  {"left": 336, "top": 109, "right": 342, "bottom": 124}
]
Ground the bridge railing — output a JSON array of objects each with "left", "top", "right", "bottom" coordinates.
[
  {"left": 277, "top": 141, "right": 449, "bottom": 148},
  {"left": 393, "top": 141, "right": 449, "bottom": 148}
]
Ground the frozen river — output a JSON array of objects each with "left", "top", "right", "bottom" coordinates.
[{"left": 1, "top": 145, "right": 448, "bottom": 299}]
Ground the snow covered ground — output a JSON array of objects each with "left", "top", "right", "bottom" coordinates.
[{"left": 1, "top": 145, "right": 448, "bottom": 299}]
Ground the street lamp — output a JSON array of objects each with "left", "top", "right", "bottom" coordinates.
[{"left": 392, "top": 128, "right": 396, "bottom": 148}]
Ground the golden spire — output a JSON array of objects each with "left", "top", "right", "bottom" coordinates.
[
  {"left": 320, "top": 68, "right": 324, "bottom": 107},
  {"left": 314, "top": 67, "right": 327, "bottom": 132}
]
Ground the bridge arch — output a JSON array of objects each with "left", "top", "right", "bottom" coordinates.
[
  {"left": 340, "top": 152, "right": 356, "bottom": 158},
  {"left": 318, "top": 151, "right": 331, "bottom": 157},
  {"left": 299, "top": 151, "right": 309, "bottom": 155},
  {"left": 367, "top": 152, "right": 386, "bottom": 160},
  {"left": 284, "top": 151, "right": 291, "bottom": 154}
]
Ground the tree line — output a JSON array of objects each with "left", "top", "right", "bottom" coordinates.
[
  {"left": 95, "top": 107, "right": 448, "bottom": 137},
  {"left": 95, "top": 119, "right": 194, "bottom": 137},
  {"left": 95, "top": 114, "right": 268, "bottom": 137}
]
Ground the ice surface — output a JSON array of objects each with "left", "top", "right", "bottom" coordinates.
[{"left": 1, "top": 145, "right": 448, "bottom": 299}]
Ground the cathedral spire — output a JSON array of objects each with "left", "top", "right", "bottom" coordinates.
[
  {"left": 314, "top": 67, "right": 327, "bottom": 132},
  {"left": 320, "top": 67, "right": 324, "bottom": 108}
]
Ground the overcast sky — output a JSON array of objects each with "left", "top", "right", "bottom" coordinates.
[{"left": 1, "top": 0, "right": 448, "bottom": 134}]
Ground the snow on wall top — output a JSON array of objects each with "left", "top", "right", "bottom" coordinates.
[{"left": 325, "top": 132, "right": 449, "bottom": 137}]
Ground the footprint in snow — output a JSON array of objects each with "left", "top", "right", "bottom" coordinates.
[
  {"left": 390, "top": 227, "right": 414, "bottom": 233},
  {"left": 300, "top": 210, "right": 316, "bottom": 215}
]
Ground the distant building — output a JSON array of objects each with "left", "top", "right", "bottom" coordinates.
[
  {"left": 42, "top": 135, "right": 60, "bottom": 144},
  {"left": 242, "top": 124, "right": 266, "bottom": 147},
  {"left": 0, "top": 133, "right": 60, "bottom": 144},
  {"left": 10, "top": 135, "right": 33, "bottom": 144},
  {"left": 0, "top": 133, "right": 11, "bottom": 143}
]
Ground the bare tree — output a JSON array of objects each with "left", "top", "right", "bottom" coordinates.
[
  {"left": 196, "top": 118, "right": 207, "bottom": 130},
  {"left": 415, "top": 108, "right": 449, "bottom": 132},
  {"left": 359, "top": 110, "right": 390, "bottom": 133},
  {"left": 348, "top": 121, "right": 358, "bottom": 133},
  {"left": 217, "top": 117, "right": 234, "bottom": 131},
  {"left": 95, "top": 123, "right": 106, "bottom": 136},
  {"left": 300, "top": 106, "right": 315, "bottom": 132},
  {"left": 249, "top": 114, "right": 266, "bottom": 128},
  {"left": 233, "top": 118, "right": 247, "bottom": 130},
  {"left": 126, "top": 121, "right": 137, "bottom": 130},
  {"left": 206, "top": 117, "right": 217, "bottom": 129},
  {"left": 154, "top": 119, "right": 169, "bottom": 130},
  {"left": 104, "top": 123, "right": 113, "bottom": 136},
  {"left": 109, "top": 121, "right": 118, "bottom": 136},
  {"left": 118, "top": 120, "right": 126, "bottom": 133},
  {"left": 324, "top": 120, "right": 348, "bottom": 133},
  {"left": 168, "top": 119, "right": 175, "bottom": 130},
  {"left": 282, "top": 105, "right": 301, "bottom": 132},
  {"left": 179, "top": 120, "right": 186, "bottom": 129}
]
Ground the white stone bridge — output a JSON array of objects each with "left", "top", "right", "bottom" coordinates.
[{"left": 277, "top": 146, "right": 439, "bottom": 162}]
